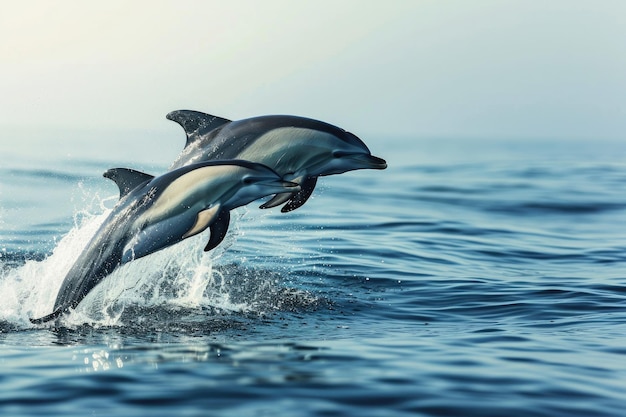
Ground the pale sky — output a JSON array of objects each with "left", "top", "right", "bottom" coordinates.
[{"left": 1, "top": 0, "right": 625, "bottom": 140}]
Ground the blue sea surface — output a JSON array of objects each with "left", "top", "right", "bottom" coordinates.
[{"left": 1, "top": 130, "right": 625, "bottom": 416}]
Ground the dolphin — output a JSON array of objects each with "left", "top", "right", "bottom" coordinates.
[
  {"left": 30, "top": 160, "right": 299, "bottom": 324},
  {"left": 166, "top": 110, "right": 387, "bottom": 212}
]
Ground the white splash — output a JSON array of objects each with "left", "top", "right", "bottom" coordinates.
[
  {"left": 0, "top": 199, "right": 245, "bottom": 328},
  {"left": 0, "top": 210, "right": 108, "bottom": 326}
]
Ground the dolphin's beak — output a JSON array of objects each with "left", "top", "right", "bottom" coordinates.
[{"left": 347, "top": 154, "right": 388, "bottom": 170}]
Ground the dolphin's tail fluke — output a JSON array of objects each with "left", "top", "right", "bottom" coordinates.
[{"left": 29, "top": 306, "right": 66, "bottom": 325}]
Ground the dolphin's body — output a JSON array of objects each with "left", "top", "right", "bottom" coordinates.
[
  {"left": 166, "top": 110, "right": 387, "bottom": 212},
  {"left": 30, "top": 160, "right": 299, "bottom": 324}
]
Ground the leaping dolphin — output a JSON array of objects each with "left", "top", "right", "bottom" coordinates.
[
  {"left": 30, "top": 160, "right": 299, "bottom": 324},
  {"left": 166, "top": 110, "right": 387, "bottom": 212}
]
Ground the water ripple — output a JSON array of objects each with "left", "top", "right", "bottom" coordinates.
[{"left": 2, "top": 138, "right": 626, "bottom": 416}]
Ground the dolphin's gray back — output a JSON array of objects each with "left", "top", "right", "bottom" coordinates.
[
  {"left": 166, "top": 111, "right": 383, "bottom": 213},
  {"left": 169, "top": 114, "right": 355, "bottom": 170}
]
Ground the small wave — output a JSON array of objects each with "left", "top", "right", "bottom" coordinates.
[
  {"left": 410, "top": 193, "right": 625, "bottom": 216},
  {"left": 485, "top": 200, "right": 626, "bottom": 215},
  {"left": 4, "top": 168, "right": 89, "bottom": 184}
]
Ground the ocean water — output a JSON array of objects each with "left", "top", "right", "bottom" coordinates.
[{"left": 1, "top": 130, "right": 625, "bottom": 416}]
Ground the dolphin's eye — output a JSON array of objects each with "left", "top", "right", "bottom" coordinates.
[
  {"left": 242, "top": 176, "right": 255, "bottom": 184},
  {"left": 333, "top": 151, "right": 348, "bottom": 158}
]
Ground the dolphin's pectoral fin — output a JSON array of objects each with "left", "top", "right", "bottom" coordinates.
[
  {"left": 204, "top": 209, "right": 231, "bottom": 252},
  {"left": 281, "top": 176, "right": 318, "bottom": 213},
  {"left": 104, "top": 168, "right": 154, "bottom": 199},
  {"left": 29, "top": 305, "right": 66, "bottom": 325},
  {"left": 166, "top": 110, "right": 232, "bottom": 148},
  {"left": 182, "top": 204, "right": 222, "bottom": 240},
  {"left": 259, "top": 192, "right": 294, "bottom": 209}
]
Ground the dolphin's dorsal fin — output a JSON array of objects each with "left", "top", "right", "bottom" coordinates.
[
  {"left": 205, "top": 209, "right": 231, "bottom": 251},
  {"left": 166, "top": 110, "right": 231, "bottom": 148},
  {"left": 103, "top": 168, "right": 154, "bottom": 199}
]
